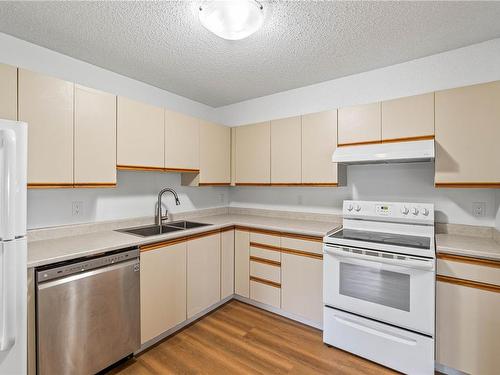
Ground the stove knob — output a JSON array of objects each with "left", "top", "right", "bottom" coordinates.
[
  {"left": 401, "top": 206, "right": 409, "bottom": 215},
  {"left": 412, "top": 207, "right": 419, "bottom": 215},
  {"left": 355, "top": 204, "right": 361, "bottom": 212},
  {"left": 347, "top": 203, "right": 353, "bottom": 211},
  {"left": 421, "top": 208, "right": 429, "bottom": 216}
]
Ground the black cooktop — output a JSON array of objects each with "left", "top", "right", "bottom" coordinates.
[{"left": 328, "top": 229, "right": 431, "bottom": 250}]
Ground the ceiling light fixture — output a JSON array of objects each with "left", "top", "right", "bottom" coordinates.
[{"left": 199, "top": 0, "right": 264, "bottom": 41}]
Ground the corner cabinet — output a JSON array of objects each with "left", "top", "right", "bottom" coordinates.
[
  {"left": 140, "top": 241, "right": 187, "bottom": 344},
  {"left": 435, "top": 82, "right": 500, "bottom": 187},
  {"left": 165, "top": 110, "right": 199, "bottom": 172},
  {"left": 235, "top": 122, "right": 271, "bottom": 185},
  {"left": 199, "top": 121, "right": 231, "bottom": 185},
  {"left": 301, "top": 110, "right": 343, "bottom": 186},
  {"left": 74, "top": 85, "right": 117, "bottom": 186},
  {"left": 0, "top": 63, "right": 17, "bottom": 121},
  {"left": 117, "top": 96, "right": 164, "bottom": 170},
  {"left": 18, "top": 69, "right": 74, "bottom": 187},
  {"left": 271, "top": 116, "right": 301, "bottom": 184},
  {"left": 338, "top": 102, "right": 381, "bottom": 145},
  {"left": 234, "top": 229, "right": 250, "bottom": 297}
]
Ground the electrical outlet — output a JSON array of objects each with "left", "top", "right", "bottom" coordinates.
[
  {"left": 472, "top": 202, "right": 486, "bottom": 217},
  {"left": 72, "top": 201, "right": 83, "bottom": 217}
]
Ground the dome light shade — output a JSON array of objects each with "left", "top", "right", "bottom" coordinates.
[{"left": 199, "top": 1, "right": 264, "bottom": 40}]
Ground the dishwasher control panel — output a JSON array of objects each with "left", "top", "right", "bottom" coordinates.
[{"left": 36, "top": 247, "right": 139, "bottom": 283}]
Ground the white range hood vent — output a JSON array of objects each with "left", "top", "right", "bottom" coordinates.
[{"left": 332, "top": 139, "right": 435, "bottom": 165}]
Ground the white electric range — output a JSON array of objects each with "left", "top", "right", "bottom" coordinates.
[{"left": 323, "top": 200, "right": 435, "bottom": 375}]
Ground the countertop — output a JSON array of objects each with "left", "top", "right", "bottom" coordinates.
[
  {"left": 28, "top": 214, "right": 340, "bottom": 268},
  {"left": 436, "top": 233, "right": 500, "bottom": 261}
]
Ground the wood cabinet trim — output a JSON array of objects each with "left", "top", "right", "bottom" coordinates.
[
  {"left": 299, "top": 183, "right": 338, "bottom": 187},
  {"left": 187, "top": 229, "right": 222, "bottom": 241},
  {"left": 140, "top": 237, "right": 188, "bottom": 252},
  {"left": 438, "top": 253, "right": 500, "bottom": 268},
  {"left": 27, "top": 183, "right": 74, "bottom": 189},
  {"left": 281, "top": 247, "right": 323, "bottom": 260},
  {"left": 73, "top": 183, "right": 117, "bottom": 188},
  {"left": 248, "top": 227, "right": 281, "bottom": 237},
  {"left": 338, "top": 135, "right": 434, "bottom": 147},
  {"left": 199, "top": 182, "right": 231, "bottom": 186},
  {"left": 250, "top": 256, "right": 281, "bottom": 267},
  {"left": 250, "top": 276, "right": 281, "bottom": 288},
  {"left": 164, "top": 168, "right": 200, "bottom": 173},
  {"left": 220, "top": 225, "right": 236, "bottom": 233},
  {"left": 280, "top": 232, "right": 323, "bottom": 243},
  {"left": 235, "top": 183, "right": 272, "bottom": 186},
  {"left": 437, "top": 274, "right": 500, "bottom": 293},
  {"left": 117, "top": 165, "right": 165, "bottom": 172},
  {"left": 435, "top": 183, "right": 500, "bottom": 188},
  {"left": 250, "top": 242, "right": 281, "bottom": 252}
]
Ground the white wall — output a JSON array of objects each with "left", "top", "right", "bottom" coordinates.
[
  {"left": 28, "top": 171, "right": 228, "bottom": 229},
  {"left": 230, "top": 163, "right": 499, "bottom": 226},
  {"left": 218, "top": 38, "right": 500, "bottom": 125},
  {"left": 0, "top": 33, "right": 218, "bottom": 122}
]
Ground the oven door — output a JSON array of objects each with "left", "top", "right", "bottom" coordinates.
[{"left": 323, "top": 244, "right": 435, "bottom": 335}]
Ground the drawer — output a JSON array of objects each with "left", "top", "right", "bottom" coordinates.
[
  {"left": 250, "top": 260, "right": 280, "bottom": 284},
  {"left": 250, "top": 245, "right": 281, "bottom": 262},
  {"left": 250, "top": 231, "right": 280, "bottom": 247},
  {"left": 250, "top": 280, "right": 281, "bottom": 308},
  {"left": 437, "top": 255, "right": 500, "bottom": 286},
  {"left": 281, "top": 236, "right": 322, "bottom": 255}
]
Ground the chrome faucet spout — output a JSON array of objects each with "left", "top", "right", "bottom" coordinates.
[{"left": 156, "top": 188, "right": 181, "bottom": 226}]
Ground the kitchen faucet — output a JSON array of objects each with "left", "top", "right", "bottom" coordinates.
[{"left": 156, "top": 188, "right": 181, "bottom": 226}]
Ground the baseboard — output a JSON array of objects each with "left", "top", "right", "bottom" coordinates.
[{"left": 233, "top": 295, "right": 323, "bottom": 330}]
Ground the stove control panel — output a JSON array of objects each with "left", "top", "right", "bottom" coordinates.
[{"left": 343, "top": 200, "right": 434, "bottom": 223}]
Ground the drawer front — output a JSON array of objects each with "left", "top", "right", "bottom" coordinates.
[
  {"left": 437, "top": 256, "right": 500, "bottom": 286},
  {"left": 250, "top": 246, "right": 281, "bottom": 262},
  {"left": 281, "top": 236, "right": 322, "bottom": 255},
  {"left": 250, "top": 232, "right": 280, "bottom": 247},
  {"left": 250, "top": 261, "right": 281, "bottom": 284},
  {"left": 250, "top": 280, "right": 281, "bottom": 308}
]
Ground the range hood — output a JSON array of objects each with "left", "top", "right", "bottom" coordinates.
[{"left": 332, "top": 139, "right": 435, "bottom": 165}]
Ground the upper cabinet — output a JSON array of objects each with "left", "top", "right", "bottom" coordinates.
[
  {"left": 18, "top": 69, "right": 74, "bottom": 186},
  {"left": 302, "top": 110, "right": 343, "bottom": 185},
  {"left": 235, "top": 122, "right": 271, "bottom": 185},
  {"left": 199, "top": 120, "right": 231, "bottom": 185},
  {"left": 0, "top": 64, "right": 17, "bottom": 121},
  {"left": 381, "top": 93, "right": 434, "bottom": 141},
  {"left": 338, "top": 102, "right": 381, "bottom": 145},
  {"left": 271, "top": 116, "right": 301, "bottom": 184},
  {"left": 74, "top": 85, "right": 117, "bottom": 186},
  {"left": 435, "top": 82, "right": 500, "bottom": 187},
  {"left": 165, "top": 110, "right": 199, "bottom": 171},
  {"left": 117, "top": 96, "right": 164, "bottom": 170}
]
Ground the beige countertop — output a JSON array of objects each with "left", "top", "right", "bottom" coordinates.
[
  {"left": 436, "top": 233, "right": 500, "bottom": 261},
  {"left": 28, "top": 214, "right": 340, "bottom": 268}
]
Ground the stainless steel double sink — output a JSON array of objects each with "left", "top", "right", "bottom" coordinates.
[{"left": 117, "top": 221, "right": 211, "bottom": 237}]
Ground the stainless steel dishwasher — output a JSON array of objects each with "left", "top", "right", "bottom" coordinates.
[{"left": 36, "top": 247, "right": 140, "bottom": 375}]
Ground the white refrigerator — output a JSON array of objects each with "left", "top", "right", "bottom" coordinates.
[{"left": 0, "top": 120, "right": 27, "bottom": 375}]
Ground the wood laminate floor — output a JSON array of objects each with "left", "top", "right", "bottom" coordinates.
[{"left": 109, "top": 300, "right": 397, "bottom": 375}]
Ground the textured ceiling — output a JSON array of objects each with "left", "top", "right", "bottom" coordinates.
[{"left": 1, "top": 1, "right": 500, "bottom": 107}]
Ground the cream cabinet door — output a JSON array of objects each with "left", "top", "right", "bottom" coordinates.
[
  {"left": 221, "top": 229, "right": 235, "bottom": 299},
  {"left": 74, "top": 85, "right": 116, "bottom": 185},
  {"left": 338, "top": 102, "right": 381, "bottom": 145},
  {"left": 117, "top": 96, "right": 164, "bottom": 169},
  {"left": 187, "top": 233, "right": 221, "bottom": 318},
  {"left": 271, "top": 116, "right": 301, "bottom": 184},
  {"left": 234, "top": 230, "right": 250, "bottom": 298},
  {"left": 381, "top": 93, "right": 434, "bottom": 141},
  {"left": 281, "top": 253, "right": 323, "bottom": 325},
  {"left": 301, "top": 110, "right": 339, "bottom": 184},
  {"left": 140, "top": 242, "right": 187, "bottom": 344},
  {"left": 165, "top": 110, "right": 199, "bottom": 171},
  {"left": 437, "top": 281, "right": 500, "bottom": 375},
  {"left": 235, "top": 122, "right": 271, "bottom": 184},
  {"left": 435, "top": 82, "right": 500, "bottom": 186},
  {"left": 0, "top": 64, "right": 17, "bottom": 121},
  {"left": 199, "top": 121, "right": 230, "bottom": 184},
  {"left": 18, "top": 69, "right": 74, "bottom": 185}
]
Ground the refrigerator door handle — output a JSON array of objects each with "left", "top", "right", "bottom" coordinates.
[
  {"left": 0, "top": 129, "right": 17, "bottom": 352},
  {"left": 0, "top": 129, "right": 16, "bottom": 240}
]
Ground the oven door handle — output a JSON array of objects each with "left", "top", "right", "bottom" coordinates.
[{"left": 323, "top": 246, "right": 435, "bottom": 271}]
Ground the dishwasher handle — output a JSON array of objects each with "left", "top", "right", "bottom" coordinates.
[{"left": 37, "top": 259, "right": 140, "bottom": 290}]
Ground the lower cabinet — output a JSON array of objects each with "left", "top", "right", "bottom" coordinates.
[
  {"left": 281, "top": 253, "right": 323, "bottom": 325},
  {"left": 140, "top": 241, "right": 187, "bottom": 344},
  {"left": 234, "top": 230, "right": 250, "bottom": 298},
  {"left": 221, "top": 229, "right": 235, "bottom": 299},
  {"left": 187, "top": 233, "right": 221, "bottom": 318},
  {"left": 250, "top": 279, "right": 281, "bottom": 308}
]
